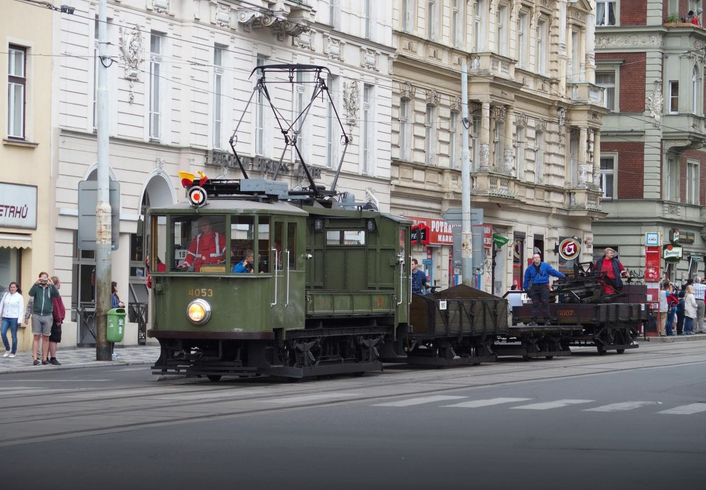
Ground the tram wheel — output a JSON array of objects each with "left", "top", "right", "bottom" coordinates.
[
  {"left": 545, "top": 356, "right": 554, "bottom": 360},
  {"left": 207, "top": 375, "right": 222, "bottom": 382},
  {"left": 353, "top": 371, "right": 366, "bottom": 377},
  {"left": 522, "top": 355, "right": 531, "bottom": 362},
  {"left": 616, "top": 349, "right": 625, "bottom": 354},
  {"left": 597, "top": 346, "right": 606, "bottom": 356}
]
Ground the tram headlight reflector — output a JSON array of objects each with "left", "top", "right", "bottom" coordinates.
[{"left": 187, "top": 299, "right": 211, "bottom": 325}]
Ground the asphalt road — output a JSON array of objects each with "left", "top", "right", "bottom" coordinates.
[{"left": 1, "top": 342, "right": 704, "bottom": 490}]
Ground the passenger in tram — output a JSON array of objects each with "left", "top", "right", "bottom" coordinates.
[
  {"left": 232, "top": 249, "right": 255, "bottom": 274},
  {"left": 178, "top": 217, "right": 226, "bottom": 272}
]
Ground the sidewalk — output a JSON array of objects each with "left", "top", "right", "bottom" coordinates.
[
  {"left": 642, "top": 332, "right": 706, "bottom": 343},
  {"left": 0, "top": 345, "right": 160, "bottom": 375}
]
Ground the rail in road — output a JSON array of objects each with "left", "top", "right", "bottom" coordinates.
[{"left": 0, "top": 342, "right": 704, "bottom": 447}]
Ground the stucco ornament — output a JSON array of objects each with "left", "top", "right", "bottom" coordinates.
[
  {"left": 119, "top": 26, "right": 143, "bottom": 104},
  {"left": 587, "top": 128, "right": 595, "bottom": 163},
  {"left": 557, "top": 108, "right": 566, "bottom": 129},
  {"left": 503, "top": 148, "right": 515, "bottom": 174},
  {"left": 648, "top": 80, "right": 664, "bottom": 126},
  {"left": 479, "top": 144, "right": 490, "bottom": 170},
  {"left": 343, "top": 80, "right": 359, "bottom": 127}
]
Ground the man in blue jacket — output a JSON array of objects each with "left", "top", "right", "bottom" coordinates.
[{"left": 523, "top": 253, "right": 565, "bottom": 326}]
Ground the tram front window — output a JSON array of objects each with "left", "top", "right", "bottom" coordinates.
[{"left": 172, "top": 215, "right": 226, "bottom": 272}]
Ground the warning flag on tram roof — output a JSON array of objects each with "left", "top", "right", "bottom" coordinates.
[
  {"left": 492, "top": 233, "right": 510, "bottom": 248},
  {"left": 178, "top": 171, "right": 209, "bottom": 189}
]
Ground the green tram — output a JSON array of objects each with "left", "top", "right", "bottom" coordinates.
[{"left": 147, "top": 180, "right": 413, "bottom": 380}]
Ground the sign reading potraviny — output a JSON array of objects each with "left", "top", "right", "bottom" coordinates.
[
  {"left": 0, "top": 182, "right": 38, "bottom": 230},
  {"left": 407, "top": 216, "right": 456, "bottom": 245}
]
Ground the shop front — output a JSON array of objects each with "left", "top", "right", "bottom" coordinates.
[{"left": 406, "top": 215, "right": 455, "bottom": 291}]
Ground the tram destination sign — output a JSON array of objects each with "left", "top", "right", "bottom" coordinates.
[{"left": 0, "top": 182, "right": 37, "bottom": 230}]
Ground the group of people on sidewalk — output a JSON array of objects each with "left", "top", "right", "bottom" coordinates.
[
  {"left": 0, "top": 272, "right": 66, "bottom": 365},
  {"left": 658, "top": 277, "right": 705, "bottom": 336}
]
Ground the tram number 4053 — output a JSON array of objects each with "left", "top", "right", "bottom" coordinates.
[{"left": 188, "top": 288, "right": 214, "bottom": 297}]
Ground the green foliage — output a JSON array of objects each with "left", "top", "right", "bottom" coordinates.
[{"left": 665, "top": 13, "right": 680, "bottom": 23}]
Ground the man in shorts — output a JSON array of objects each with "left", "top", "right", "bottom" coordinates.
[{"left": 25, "top": 272, "right": 60, "bottom": 366}]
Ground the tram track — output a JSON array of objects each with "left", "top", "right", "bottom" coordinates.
[
  {"left": 1, "top": 344, "right": 704, "bottom": 447},
  {"left": 0, "top": 342, "right": 701, "bottom": 414}
]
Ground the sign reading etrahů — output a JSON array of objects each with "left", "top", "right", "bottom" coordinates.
[{"left": 0, "top": 182, "right": 37, "bottom": 230}]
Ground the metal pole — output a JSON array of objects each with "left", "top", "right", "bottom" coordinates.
[
  {"left": 460, "top": 64, "right": 473, "bottom": 286},
  {"left": 95, "top": 0, "right": 112, "bottom": 361}
]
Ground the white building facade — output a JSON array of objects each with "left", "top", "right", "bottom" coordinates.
[{"left": 51, "top": 0, "right": 395, "bottom": 345}]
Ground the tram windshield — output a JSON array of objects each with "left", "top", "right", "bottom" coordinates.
[{"left": 172, "top": 215, "right": 227, "bottom": 272}]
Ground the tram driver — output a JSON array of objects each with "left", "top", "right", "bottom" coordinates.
[{"left": 178, "top": 217, "right": 226, "bottom": 272}]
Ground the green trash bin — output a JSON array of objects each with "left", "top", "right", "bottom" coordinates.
[{"left": 107, "top": 308, "right": 127, "bottom": 343}]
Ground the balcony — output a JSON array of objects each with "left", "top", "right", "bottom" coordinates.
[
  {"left": 468, "top": 52, "right": 516, "bottom": 82},
  {"left": 237, "top": 0, "right": 314, "bottom": 37},
  {"left": 567, "top": 82, "right": 605, "bottom": 107}
]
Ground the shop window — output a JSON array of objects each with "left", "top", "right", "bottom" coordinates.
[
  {"left": 0, "top": 248, "right": 21, "bottom": 294},
  {"left": 172, "top": 215, "right": 226, "bottom": 272}
]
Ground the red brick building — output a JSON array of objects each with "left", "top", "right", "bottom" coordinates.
[{"left": 594, "top": 0, "right": 706, "bottom": 282}]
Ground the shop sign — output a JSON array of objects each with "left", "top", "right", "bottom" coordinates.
[
  {"left": 0, "top": 182, "right": 37, "bottom": 230},
  {"left": 645, "top": 246, "right": 661, "bottom": 282},
  {"left": 493, "top": 234, "right": 510, "bottom": 248},
  {"left": 645, "top": 232, "right": 661, "bottom": 247},
  {"left": 407, "top": 216, "right": 455, "bottom": 245},
  {"left": 411, "top": 223, "right": 429, "bottom": 245},
  {"left": 483, "top": 224, "right": 493, "bottom": 248},
  {"left": 669, "top": 228, "right": 680, "bottom": 243},
  {"left": 558, "top": 238, "right": 581, "bottom": 261},
  {"left": 679, "top": 231, "right": 695, "bottom": 244},
  {"left": 663, "top": 244, "right": 683, "bottom": 262}
]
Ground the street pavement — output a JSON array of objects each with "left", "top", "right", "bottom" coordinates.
[
  {"left": 0, "top": 345, "right": 160, "bottom": 374},
  {"left": 0, "top": 341, "right": 704, "bottom": 489}
]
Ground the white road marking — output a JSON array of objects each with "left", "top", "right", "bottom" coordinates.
[
  {"left": 511, "top": 399, "right": 595, "bottom": 410},
  {"left": 261, "top": 393, "right": 361, "bottom": 404},
  {"left": 442, "top": 397, "right": 532, "bottom": 408},
  {"left": 583, "top": 401, "right": 661, "bottom": 412},
  {"left": 373, "top": 395, "right": 467, "bottom": 407},
  {"left": 659, "top": 403, "right": 706, "bottom": 415}
]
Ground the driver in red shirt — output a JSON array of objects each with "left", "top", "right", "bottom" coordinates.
[{"left": 178, "top": 217, "right": 225, "bottom": 272}]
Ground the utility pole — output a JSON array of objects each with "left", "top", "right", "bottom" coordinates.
[
  {"left": 95, "top": 0, "right": 112, "bottom": 361},
  {"left": 460, "top": 64, "right": 473, "bottom": 286}
]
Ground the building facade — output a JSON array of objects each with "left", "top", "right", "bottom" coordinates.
[
  {"left": 391, "top": 0, "right": 606, "bottom": 294},
  {"left": 51, "top": 0, "right": 395, "bottom": 347},
  {"left": 1, "top": 0, "right": 56, "bottom": 352},
  {"left": 594, "top": 0, "right": 706, "bottom": 282}
]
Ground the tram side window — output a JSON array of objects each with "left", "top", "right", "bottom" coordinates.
[
  {"left": 326, "top": 230, "right": 365, "bottom": 246},
  {"left": 150, "top": 215, "right": 168, "bottom": 276},
  {"left": 231, "top": 217, "right": 255, "bottom": 274},
  {"left": 257, "top": 217, "right": 270, "bottom": 273},
  {"left": 288, "top": 222, "right": 297, "bottom": 270},
  {"left": 173, "top": 215, "right": 226, "bottom": 272}
]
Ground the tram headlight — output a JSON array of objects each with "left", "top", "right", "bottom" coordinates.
[{"left": 186, "top": 299, "right": 211, "bottom": 325}]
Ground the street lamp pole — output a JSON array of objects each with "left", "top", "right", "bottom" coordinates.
[
  {"left": 95, "top": 0, "right": 112, "bottom": 361},
  {"left": 461, "top": 64, "right": 473, "bottom": 286}
]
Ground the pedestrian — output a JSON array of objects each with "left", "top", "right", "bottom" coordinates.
[
  {"left": 658, "top": 281, "right": 669, "bottom": 336},
  {"left": 25, "top": 272, "right": 60, "bottom": 366},
  {"left": 684, "top": 285, "right": 697, "bottom": 335},
  {"left": 48, "top": 276, "right": 65, "bottom": 366},
  {"left": 594, "top": 247, "right": 629, "bottom": 294},
  {"left": 676, "top": 288, "right": 686, "bottom": 335},
  {"left": 666, "top": 283, "right": 679, "bottom": 336},
  {"left": 112, "top": 282, "right": 125, "bottom": 308},
  {"left": 523, "top": 253, "right": 565, "bottom": 326},
  {"left": 411, "top": 258, "right": 429, "bottom": 295},
  {"left": 692, "top": 276, "right": 705, "bottom": 333},
  {"left": 0, "top": 282, "right": 24, "bottom": 358}
]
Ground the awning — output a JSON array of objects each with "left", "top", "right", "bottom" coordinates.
[{"left": 0, "top": 233, "right": 32, "bottom": 249}]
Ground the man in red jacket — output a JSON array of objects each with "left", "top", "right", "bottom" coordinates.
[
  {"left": 594, "top": 247, "right": 629, "bottom": 294},
  {"left": 178, "top": 217, "right": 225, "bottom": 272},
  {"left": 48, "top": 276, "right": 66, "bottom": 366}
]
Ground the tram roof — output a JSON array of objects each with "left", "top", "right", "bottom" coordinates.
[{"left": 148, "top": 199, "right": 309, "bottom": 216}]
